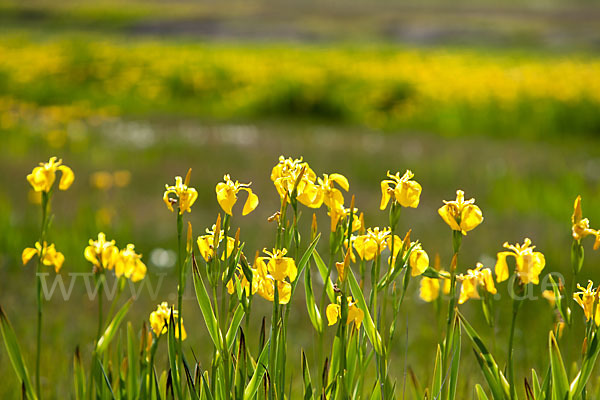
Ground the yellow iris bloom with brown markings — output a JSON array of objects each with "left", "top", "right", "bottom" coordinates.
[
  {"left": 380, "top": 170, "right": 422, "bottom": 210},
  {"left": 215, "top": 174, "right": 259, "bottom": 216},
  {"left": 438, "top": 190, "right": 483, "bottom": 235},
  {"left": 163, "top": 169, "right": 198, "bottom": 215},
  {"left": 495, "top": 238, "right": 545, "bottom": 285},
  {"left": 27, "top": 156, "right": 74, "bottom": 193}
]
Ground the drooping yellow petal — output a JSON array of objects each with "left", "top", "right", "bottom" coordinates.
[
  {"left": 330, "top": 173, "right": 349, "bottom": 192},
  {"left": 460, "top": 205, "right": 483, "bottom": 234},
  {"left": 419, "top": 277, "right": 440, "bottom": 302},
  {"left": 481, "top": 268, "right": 497, "bottom": 295},
  {"left": 347, "top": 303, "right": 364, "bottom": 328},
  {"left": 438, "top": 205, "right": 461, "bottom": 231},
  {"left": 242, "top": 188, "right": 259, "bottom": 216},
  {"left": 57, "top": 165, "right": 75, "bottom": 190},
  {"left": 495, "top": 252, "right": 512, "bottom": 283},
  {"left": 410, "top": 248, "right": 429, "bottom": 277},
  {"left": 22, "top": 247, "right": 39, "bottom": 265},
  {"left": 458, "top": 278, "right": 479, "bottom": 304},
  {"left": 216, "top": 182, "right": 236, "bottom": 216},
  {"left": 326, "top": 304, "right": 341, "bottom": 326},
  {"left": 380, "top": 181, "right": 391, "bottom": 210}
]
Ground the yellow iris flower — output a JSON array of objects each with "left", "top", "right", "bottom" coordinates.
[
  {"left": 215, "top": 174, "right": 259, "bottom": 216},
  {"left": 456, "top": 263, "right": 497, "bottom": 304},
  {"left": 495, "top": 238, "right": 545, "bottom": 285},
  {"left": 317, "top": 173, "right": 349, "bottom": 210},
  {"left": 326, "top": 297, "right": 364, "bottom": 329},
  {"left": 255, "top": 248, "right": 297, "bottom": 283},
  {"left": 197, "top": 225, "right": 235, "bottom": 262},
  {"left": 271, "top": 156, "right": 321, "bottom": 208},
  {"left": 163, "top": 169, "right": 198, "bottom": 215},
  {"left": 84, "top": 232, "right": 118, "bottom": 271},
  {"left": 572, "top": 196, "right": 600, "bottom": 249},
  {"left": 573, "top": 281, "right": 600, "bottom": 325},
  {"left": 226, "top": 266, "right": 258, "bottom": 296},
  {"left": 353, "top": 227, "right": 391, "bottom": 261},
  {"left": 380, "top": 170, "right": 422, "bottom": 210},
  {"left": 252, "top": 248, "right": 296, "bottom": 304},
  {"left": 149, "top": 302, "right": 187, "bottom": 340},
  {"left": 328, "top": 205, "right": 361, "bottom": 233},
  {"left": 388, "top": 235, "right": 430, "bottom": 276},
  {"left": 27, "top": 156, "right": 74, "bottom": 193},
  {"left": 114, "top": 244, "right": 146, "bottom": 282},
  {"left": 438, "top": 190, "right": 483, "bottom": 235},
  {"left": 22, "top": 241, "right": 65, "bottom": 273}
]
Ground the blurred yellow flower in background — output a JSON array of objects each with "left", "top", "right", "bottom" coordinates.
[
  {"left": 84, "top": 232, "right": 118, "bottom": 271},
  {"left": 115, "top": 244, "right": 146, "bottom": 282},
  {"left": 149, "top": 302, "right": 187, "bottom": 340},
  {"left": 495, "top": 238, "right": 545, "bottom": 284},
  {"left": 438, "top": 190, "right": 483, "bottom": 235},
  {"left": 456, "top": 263, "right": 497, "bottom": 304},
  {"left": 22, "top": 241, "right": 65, "bottom": 273},
  {"left": 27, "top": 156, "right": 74, "bottom": 193},
  {"left": 380, "top": 170, "right": 422, "bottom": 209},
  {"left": 215, "top": 174, "right": 259, "bottom": 216}
]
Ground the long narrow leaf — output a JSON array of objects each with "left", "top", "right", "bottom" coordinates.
[
  {"left": 347, "top": 267, "right": 383, "bottom": 355},
  {"left": 549, "top": 331, "right": 569, "bottom": 400},
  {"left": 313, "top": 250, "right": 335, "bottom": 303},
  {"left": 96, "top": 299, "right": 133, "bottom": 354},
  {"left": 243, "top": 340, "right": 270, "bottom": 400},
  {"left": 0, "top": 306, "right": 37, "bottom": 400},
  {"left": 304, "top": 263, "right": 323, "bottom": 334},
  {"left": 226, "top": 304, "right": 245, "bottom": 352},
  {"left": 192, "top": 254, "right": 223, "bottom": 351}
]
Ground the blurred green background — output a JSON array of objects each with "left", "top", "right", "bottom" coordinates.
[{"left": 1, "top": 0, "right": 600, "bottom": 397}]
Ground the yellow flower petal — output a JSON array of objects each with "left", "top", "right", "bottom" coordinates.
[
  {"left": 438, "top": 205, "right": 461, "bottom": 231},
  {"left": 22, "top": 247, "right": 38, "bottom": 265},
  {"left": 495, "top": 252, "right": 511, "bottom": 283},
  {"left": 380, "top": 181, "right": 391, "bottom": 210},
  {"left": 242, "top": 188, "right": 259, "bottom": 216},
  {"left": 419, "top": 277, "right": 440, "bottom": 302},
  {"left": 57, "top": 165, "right": 74, "bottom": 190},
  {"left": 410, "top": 249, "right": 429, "bottom": 277},
  {"left": 326, "top": 304, "right": 341, "bottom": 326},
  {"left": 460, "top": 204, "right": 483, "bottom": 233}
]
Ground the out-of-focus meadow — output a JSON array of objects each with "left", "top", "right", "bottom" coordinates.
[{"left": 1, "top": 0, "right": 600, "bottom": 397}]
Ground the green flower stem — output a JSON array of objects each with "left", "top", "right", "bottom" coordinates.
[
  {"left": 443, "top": 230, "right": 461, "bottom": 367},
  {"left": 95, "top": 273, "right": 104, "bottom": 341},
  {"left": 268, "top": 288, "right": 280, "bottom": 399},
  {"left": 176, "top": 211, "right": 184, "bottom": 394},
  {"left": 36, "top": 191, "right": 50, "bottom": 399},
  {"left": 507, "top": 288, "right": 523, "bottom": 400}
]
